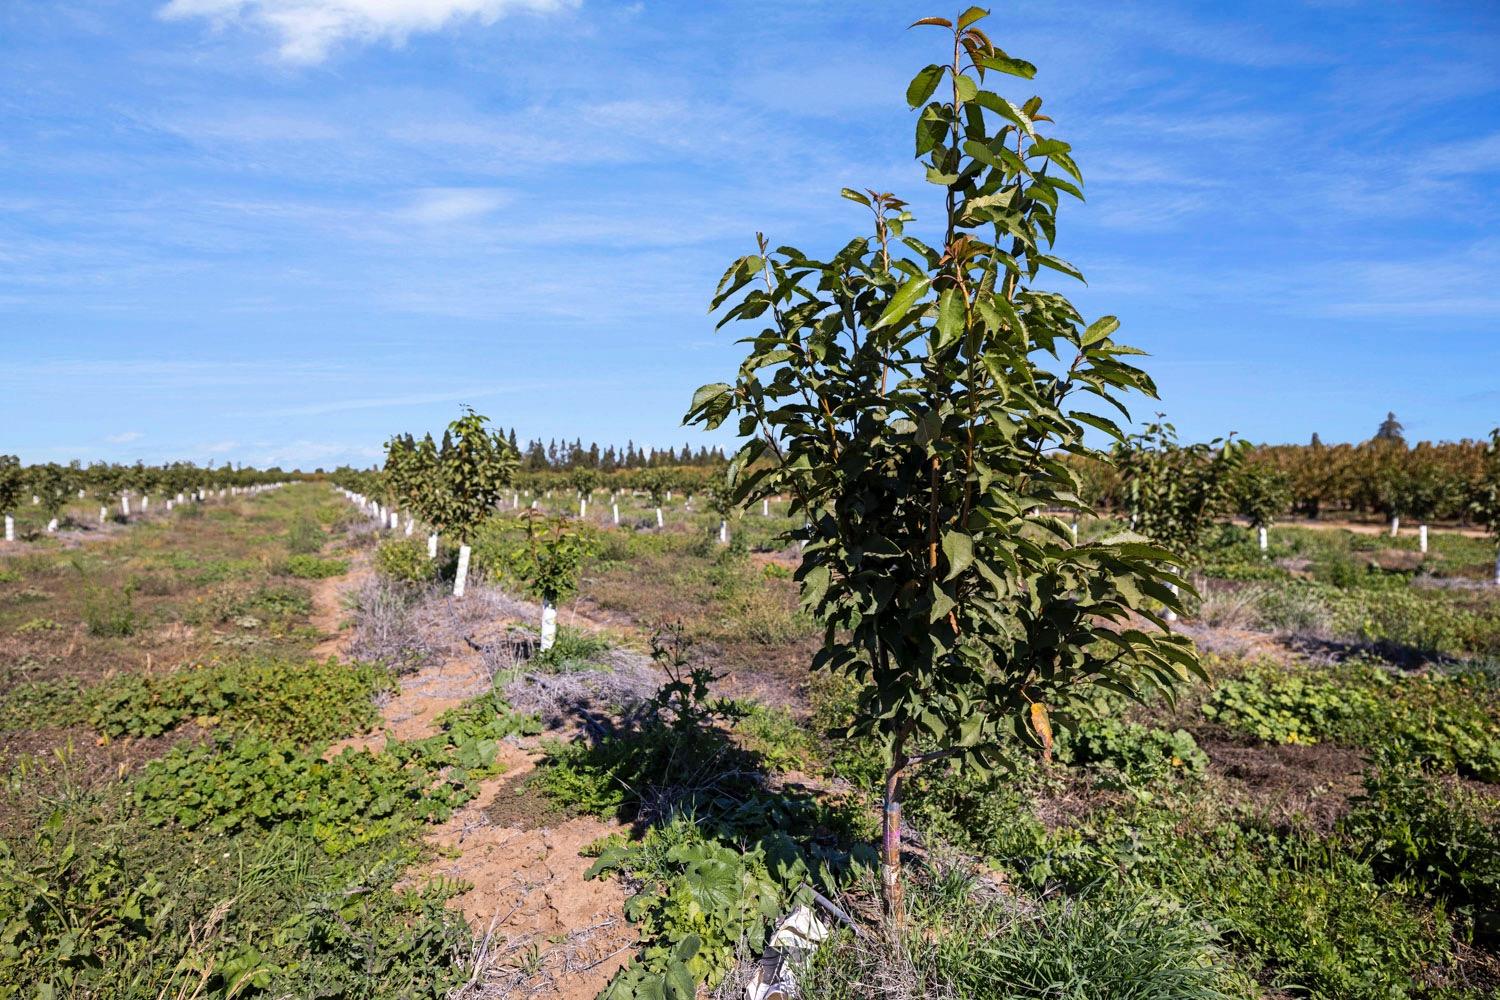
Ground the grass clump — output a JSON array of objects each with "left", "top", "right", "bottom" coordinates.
[
  {"left": 802, "top": 865, "right": 1245, "bottom": 1000},
  {"left": 280, "top": 554, "right": 348, "bottom": 580}
]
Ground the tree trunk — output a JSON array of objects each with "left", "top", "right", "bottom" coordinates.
[
  {"left": 881, "top": 762, "right": 906, "bottom": 935},
  {"left": 453, "top": 543, "right": 471, "bottom": 597}
]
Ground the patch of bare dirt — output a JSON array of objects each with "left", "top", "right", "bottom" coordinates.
[
  {"left": 327, "top": 563, "right": 635, "bottom": 998},
  {"left": 1196, "top": 725, "right": 1368, "bottom": 831}
]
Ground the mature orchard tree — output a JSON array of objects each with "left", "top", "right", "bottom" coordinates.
[
  {"left": 0, "top": 455, "right": 21, "bottom": 542},
  {"left": 1472, "top": 429, "right": 1500, "bottom": 586},
  {"left": 687, "top": 8, "right": 1199, "bottom": 925},
  {"left": 436, "top": 409, "right": 517, "bottom": 597}
]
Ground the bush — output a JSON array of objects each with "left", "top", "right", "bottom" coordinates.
[
  {"left": 282, "top": 554, "right": 348, "bottom": 580},
  {"left": 373, "top": 538, "right": 433, "bottom": 585}
]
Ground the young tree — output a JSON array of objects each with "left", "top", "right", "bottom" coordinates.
[
  {"left": 29, "top": 464, "right": 72, "bottom": 532},
  {"left": 687, "top": 8, "right": 1199, "bottom": 926},
  {"left": 1115, "top": 420, "right": 1244, "bottom": 563},
  {"left": 0, "top": 455, "right": 21, "bottom": 542},
  {"left": 568, "top": 467, "right": 600, "bottom": 518},
  {"left": 87, "top": 463, "right": 122, "bottom": 525},
  {"left": 1234, "top": 463, "right": 1291, "bottom": 553},
  {"left": 507, "top": 512, "right": 597, "bottom": 652},
  {"left": 1471, "top": 429, "right": 1500, "bottom": 587},
  {"left": 436, "top": 409, "right": 517, "bottom": 597},
  {"left": 640, "top": 469, "right": 672, "bottom": 528}
]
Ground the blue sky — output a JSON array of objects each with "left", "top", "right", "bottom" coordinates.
[{"left": 2, "top": 0, "right": 1497, "bottom": 469}]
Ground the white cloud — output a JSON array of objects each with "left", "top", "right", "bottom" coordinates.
[
  {"left": 395, "top": 187, "right": 511, "bottom": 225},
  {"left": 105, "top": 431, "right": 144, "bottom": 444},
  {"left": 158, "top": 0, "right": 575, "bottom": 63}
]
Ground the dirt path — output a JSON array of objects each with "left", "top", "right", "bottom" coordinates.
[{"left": 317, "top": 543, "right": 634, "bottom": 1000}]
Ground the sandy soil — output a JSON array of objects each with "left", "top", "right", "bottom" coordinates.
[{"left": 313, "top": 544, "right": 635, "bottom": 1000}]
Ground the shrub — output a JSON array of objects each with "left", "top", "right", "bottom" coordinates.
[{"left": 373, "top": 538, "right": 433, "bottom": 585}]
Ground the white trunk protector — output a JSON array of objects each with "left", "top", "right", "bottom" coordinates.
[
  {"left": 427, "top": 533, "right": 439, "bottom": 560},
  {"left": 540, "top": 600, "right": 558, "bottom": 652},
  {"left": 1258, "top": 526, "right": 1268, "bottom": 551},
  {"left": 3, "top": 515, "right": 12, "bottom": 542},
  {"left": 453, "top": 543, "right": 472, "bottom": 597},
  {"left": 1420, "top": 525, "right": 1428, "bottom": 554}
]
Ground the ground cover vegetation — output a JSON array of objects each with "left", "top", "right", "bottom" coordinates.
[{"left": 5, "top": 10, "right": 1500, "bottom": 1000}]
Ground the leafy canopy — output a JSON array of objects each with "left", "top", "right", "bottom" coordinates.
[{"left": 686, "top": 7, "right": 1201, "bottom": 777}]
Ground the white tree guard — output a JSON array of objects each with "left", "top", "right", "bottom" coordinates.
[
  {"left": 427, "top": 533, "right": 439, "bottom": 560},
  {"left": 763, "top": 499, "right": 770, "bottom": 516},
  {"left": 99, "top": 506, "right": 107, "bottom": 524},
  {"left": 389, "top": 511, "right": 399, "bottom": 530},
  {"left": 404, "top": 518, "right": 414, "bottom": 537},
  {"left": 1420, "top": 525, "right": 1428, "bottom": 554},
  {"left": 540, "top": 599, "right": 558, "bottom": 652},
  {"left": 453, "top": 543, "right": 472, "bottom": 597},
  {"left": 166, "top": 500, "right": 174, "bottom": 511},
  {"left": 142, "top": 496, "right": 149, "bottom": 512},
  {"left": 612, "top": 503, "right": 619, "bottom": 525},
  {"left": 1390, "top": 516, "right": 1400, "bottom": 537},
  {"left": 1164, "top": 581, "right": 1179, "bottom": 623},
  {"left": 580, "top": 498, "right": 587, "bottom": 518},
  {"left": 719, "top": 520, "right": 728, "bottom": 544},
  {"left": 3, "top": 515, "right": 12, "bottom": 542},
  {"left": 1258, "top": 526, "right": 1268, "bottom": 552},
  {"left": 121, "top": 496, "right": 130, "bottom": 517},
  {"left": 656, "top": 507, "right": 664, "bottom": 529},
  {"left": 46, "top": 518, "right": 58, "bottom": 533}
]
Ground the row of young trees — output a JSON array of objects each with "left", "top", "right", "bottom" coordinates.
[
  {"left": 335, "top": 410, "right": 602, "bottom": 652},
  {"left": 0, "top": 456, "right": 295, "bottom": 541}
]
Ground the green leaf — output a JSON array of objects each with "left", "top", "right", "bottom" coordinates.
[
  {"left": 840, "top": 187, "right": 871, "bottom": 207},
  {"left": 1082, "top": 316, "right": 1119, "bottom": 347},
  {"left": 941, "top": 531, "right": 974, "bottom": 580},
  {"left": 954, "top": 73, "right": 978, "bottom": 103},
  {"left": 935, "top": 287, "right": 965, "bottom": 348},
  {"left": 975, "top": 53, "right": 1037, "bottom": 79},
  {"left": 957, "top": 6, "right": 988, "bottom": 30},
  {"left": 906, "top": 64, "right": 945, "bottom": 108},
  {"left": 872, "top": 275, "right": 931, "bottom": 330}
]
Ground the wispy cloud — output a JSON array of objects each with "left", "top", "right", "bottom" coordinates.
[
  {"left": 394, "top": 187, "right": 511, "bottom": 225},
  {"left": 105, "top": 431, "right": 144, "bottom": 444},
  {"left": 158, "top": 0, "right": 576, "bottom": 63}
]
